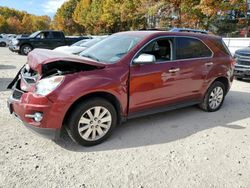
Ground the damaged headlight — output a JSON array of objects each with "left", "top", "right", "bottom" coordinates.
[{"left": 35, "top": 76, "right": 64, "bottom": 96}]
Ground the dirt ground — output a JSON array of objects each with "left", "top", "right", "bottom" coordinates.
[{"left": 0, "top": 47, "right": 250, "bottom": 188}]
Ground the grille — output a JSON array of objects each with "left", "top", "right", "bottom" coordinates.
[
  {"left": 237, "top": 60, "right": 250, "bottom": 66},
  {"left": 236, "top": 52, "right": 250, "bottom": 58},
  {"left": 23, "top": 77, "right": 36, "bottom": 84},
  {"left": 12, "top": 89, "right": 23, "bottom": 100}
]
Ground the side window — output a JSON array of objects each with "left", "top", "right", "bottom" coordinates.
[
  {"left": 52, "top": 32, "right": 63, "bottom": 39},
  {"left": 36, "top": 32, "right": 50, "bottom": 39},
  {"left": 138, "top": 38, "right": 172, "bottom": 62},
  {"left": 176, "top": 37, "right": 212, "bottom": 60}
]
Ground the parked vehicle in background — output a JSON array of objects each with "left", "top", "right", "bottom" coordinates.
[
  {"left": 234, "top": 47, "right": 250, "bottom": 80},
  {"left": 54, "top": 36, "right": 107, "bottom": 55},
  {"left": 7, "top": 31, "right": 234, "bottom": 146},
  {"left": 9, "top": 30, "right": 90, "bottom": 55},
  {"left": 0, "top": 35, "right": 9, "bottom": 47},
  {"left": 16, "top": 34, "right": 30, "bottom": 38}
]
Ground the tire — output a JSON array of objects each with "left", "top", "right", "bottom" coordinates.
[
  {"left": 67, "top": 98, "right": 117, "bottom": 146},
  {"left": 199, "top": 81, "right": 226, "bottom": 112},
  {"left": 0, "top": 42, "right": 6, "bottom": 47},
  {"left": 21, "top": 44, "right": 32, "bottom": 55}
]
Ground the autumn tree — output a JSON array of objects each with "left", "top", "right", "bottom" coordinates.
[
  {"left": 0, "top": 6, "right": 51, "bottom": 34},
  {"left": 6, "top": 17, "right": 22, "bottom": 33},
  {"left": 21, "top": 14, "right": 33, "bottom": 34},
  {"left": 0, "top": 15, "right": 8, "bottom": 33},
  {"left": 53, "top": 0, "right": 84, "bottom": 35}
]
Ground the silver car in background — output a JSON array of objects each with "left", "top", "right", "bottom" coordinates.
[{"left": 54, "top": 36, "right": 107, "bottom": 55}]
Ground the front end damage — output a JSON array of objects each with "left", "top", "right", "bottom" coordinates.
[{"left": 7, "top": 49, "right": 104, "bottom": 140}]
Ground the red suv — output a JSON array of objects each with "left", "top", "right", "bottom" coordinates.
[{"left": 7, "top": 31, "right": 234, "bottom": 146}]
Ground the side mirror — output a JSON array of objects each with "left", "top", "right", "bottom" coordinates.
[{"left": 133, "top": 54, "right": 156, "bottom": 64}]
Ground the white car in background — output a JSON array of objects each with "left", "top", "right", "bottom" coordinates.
[
  {"left": 0, "top": 35, "right": 10, "bottom": 47},
  {"left": 54, "top": 36, "right": 107, "bottom": 55}
]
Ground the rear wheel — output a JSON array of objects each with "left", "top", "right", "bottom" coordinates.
[
  {"left": 199, "top": 81, "right": 225, "bottom": 112},
  {"left": 21, "top": 44, "right": 32, "bottom": 55},
  {"left": 67, "top": 98, "right": 117, "bottom": 146}
]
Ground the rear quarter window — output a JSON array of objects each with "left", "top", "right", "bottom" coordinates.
[
  {"left": 213, "top": 39, "right": 231, "bottom": 56},
  {"left": 176, "top": 37, "right": 212, "bottom": 60}
]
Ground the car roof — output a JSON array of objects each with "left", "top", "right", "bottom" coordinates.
[
  {"left": 115, "top": 30, "right": 221, "bottom": 41},
  {"left": 169, "top": 28, "right": 208, "bottom": 34}
]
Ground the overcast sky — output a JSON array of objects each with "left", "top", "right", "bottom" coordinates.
[{"left": 0, "top": 0, "right": 68, "bottom": 17}]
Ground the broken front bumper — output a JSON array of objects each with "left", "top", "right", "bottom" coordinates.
[{"left": 7, "top": 68, "right": 67, "bottom": 140}]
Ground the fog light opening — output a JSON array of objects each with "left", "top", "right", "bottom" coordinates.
[{"left": 25, "top": 112, "right": 43, "bottom": 122}]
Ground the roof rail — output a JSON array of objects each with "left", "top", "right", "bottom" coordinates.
[{"left": 170, "top": 28, "right": 208, "bottom": 34}]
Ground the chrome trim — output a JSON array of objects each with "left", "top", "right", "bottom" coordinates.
[
  {"left": 205, "top": 62, "right": 214, "bottom": 66},
  {"left": 235, "top": 66, "right": 250, "bottom": 70},
  {"left": 169, "top": 68, "right": 180, "bottom": 73},
  {"left": 236, "top": 58, "right": 250, "bottom": 62},
  {"left": 235, "top": 54, "right": 250, "bottom": 59},
  {"left": 130, "top": 35, "right": 214, "bottom": 66}
]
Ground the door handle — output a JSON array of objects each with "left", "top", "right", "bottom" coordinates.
[
  {"left": 205, "top": 62, "right": 213, "bottom": 66},
  {"left": 169, "top": 68, "right": 180, "bottom": 73}
]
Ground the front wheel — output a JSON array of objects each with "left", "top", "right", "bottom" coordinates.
[
  {"left": 67, "top": 98, "right": 117, "bottom": 146},
  {"left": 21, "top": 44, "right": 32, "bottom": 55},
  {"left": 199, "top": 81, "right": 225, "bottom": 112}
]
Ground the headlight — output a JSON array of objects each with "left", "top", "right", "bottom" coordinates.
[
  {"left": 35, "top": 76, "right": 64, "bottom": 96},
  {"left": 12, "top": 39, "right": 19, "bottom": 45}
]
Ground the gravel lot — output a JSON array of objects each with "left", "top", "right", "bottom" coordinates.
[{"left": 0, "top": 47, "right": 250, "bottom": 188}]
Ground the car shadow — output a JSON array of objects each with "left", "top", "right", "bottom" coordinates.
[
  {"left": 0, "top": 78, "right": 13, "bottom": 92},
  {"left": 240, "top": 79, "right": 250, "bottom": 83},
  {"left": 55, "top": 90, "right": 250, "bottom": 152},
  {"left": 0, "top": 65, "right": 16, "bottom": 69}
]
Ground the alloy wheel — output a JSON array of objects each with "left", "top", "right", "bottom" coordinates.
[
  {"left": 78, "top": 106, "right": 112, "bottom": 141},
  {"left": 208, "top": 86, "right": 224, "bottom": 109}
]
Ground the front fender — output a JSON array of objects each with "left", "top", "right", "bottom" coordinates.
[{"left": 47, "top": 68, "right": 129, "bottom": 127}]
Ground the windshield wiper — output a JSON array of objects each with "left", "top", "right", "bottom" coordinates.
[{"left": 81, "top": 54, "right": 100, "bottom": 62}]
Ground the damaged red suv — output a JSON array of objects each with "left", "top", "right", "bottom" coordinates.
[{"left": 7, "top": 31, "right": 234, "bottom": 146}]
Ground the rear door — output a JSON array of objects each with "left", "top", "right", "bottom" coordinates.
[{"left": 174, "top": 37, "right": 214, "bottom": 99}]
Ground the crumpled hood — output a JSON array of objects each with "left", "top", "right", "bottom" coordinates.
[
  {"left": 54, "top": 46, "right": 87, "bottom": 54},
  {"left": 27, "top": 48, "right": 105, "bottom": 74}
]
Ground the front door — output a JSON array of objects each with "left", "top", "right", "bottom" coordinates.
[{"left": 129, "top": 38, "right": 181, "bottom": 114}]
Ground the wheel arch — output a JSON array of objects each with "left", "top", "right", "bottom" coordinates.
[
  {"left": 213, "top": 76, "right": 230, "bottom": 93},
  {"left": 62, "top": 91, "right": 123, "bottom": 128},
  {"left": 20, "top": 43, "right": 33, "bottom": 52}
]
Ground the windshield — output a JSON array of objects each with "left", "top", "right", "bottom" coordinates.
[
  {"left": 72, "top": 39, "right": 90, "bottom": 47},
  {"left": 80, "top": 37, "right": 105, "bottom": 48},
  {"left": 80, "top": 35, "right": 143, "bottom": 64},
  {"left": 29, "top": 31, "right": 40, "bottom": 38}
]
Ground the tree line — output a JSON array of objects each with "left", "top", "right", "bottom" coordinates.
[
  {"left": 53, "top": 0, "right": 248, "bottom": 36},
  {"left": 0, "top": 6, "right": 50, "bottom": 34},
  {"left": 0, "top": 0, "right": 248, "bottom": 36}
]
